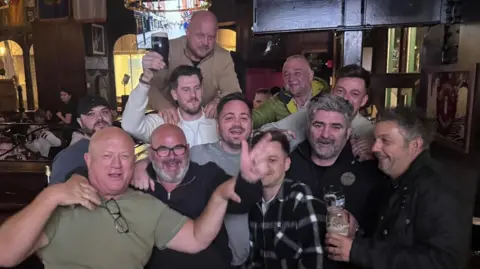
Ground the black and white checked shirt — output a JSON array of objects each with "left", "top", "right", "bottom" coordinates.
[{"left": 246, "top": 178, "right": 324, "bottom": 269}]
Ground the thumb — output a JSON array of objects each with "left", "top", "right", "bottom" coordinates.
[
  {"left": 229, "top": 192, "right": 241, "bottom": 203},
  {"left": 240, "top": 140, "right": 249, "bottom": 160},
  {"left": 149, "top": 179, "right": 155, "bottom": 191}
]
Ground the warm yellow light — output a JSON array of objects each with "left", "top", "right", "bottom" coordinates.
[
  {"left": 0, "top": 47, "right": 5, "bottom": 56},
  {"left": 217, "top": 29, "right": 236, "bottom": 52}
]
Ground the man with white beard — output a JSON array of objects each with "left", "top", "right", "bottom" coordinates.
[
  {"left": 132, "top": 92, "right": 254, "bottom": 268},
  {"left": 138, "top": 124, "right": 264, "bottom": 269}
]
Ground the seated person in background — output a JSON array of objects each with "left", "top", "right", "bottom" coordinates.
[
  {"left": 122, "top": 57, "right": 218, "bottom": 146},
  {"left": 326, "top": 108, "right": 471, "bottom": 269},
  {"left": 247, "top": 130, "right": 323, "bottom": 269},
  {"left": 24, "top": 109, "right": 62, "bottom": 159},
  {"left": 0, "top": 137, "right": 14, "bottom": 160},
  {"left": 128, "top": 123, "right": 264, "bottom": 269},
  {"left": 0, "top": 114, "right": 7, "bottom": 137},
  {"left": 0, "top": 127, "right": 242, "bottom": 269},
  {"left": 287, "top": 94, "right": 386, "bottom": 269},
  {"left": 253, "top": 88, "right": 272, "bottom": 109},
  {"left": 147, "top": 11, "right": 241, "bottom": 120},
  {"left": 133, "top": 92, "right": 254, "bottom": 267},
  {"left": 252, "top": 55, "right": 329, "bottom": 129},
  {"left": 262, "top": 64, "right": 374, "bottom": 159},
  {"left": 50, "top": 95, "right": 114, "bottom": 184},
  {"left": 57, "top": 89, "right": 77, "bottom": 126}
]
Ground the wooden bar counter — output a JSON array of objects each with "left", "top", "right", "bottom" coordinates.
[{"left": 0, "top": 161, "right": 49, "bottom": 223}]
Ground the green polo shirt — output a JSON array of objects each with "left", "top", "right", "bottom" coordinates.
[{"left": 37, "top": 188, "right": 187, "bottom": 269}]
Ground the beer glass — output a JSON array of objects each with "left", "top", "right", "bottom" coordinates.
[
  {"left": 151, "top": 32, "right": 170, "bottom": 68},
  {"left": 326, "top": 206, "right": 350, "bottom": 236}
]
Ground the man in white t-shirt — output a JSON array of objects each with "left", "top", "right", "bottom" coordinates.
[{"left": 122, "top": 52, "right": 218, "bottom": 147}]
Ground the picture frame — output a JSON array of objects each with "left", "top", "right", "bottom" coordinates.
[
  {"left": 425, "top": 64, "right": 478, "bottom": 153},
  {"left": 91, "top": 24, "right": 105, "bottom": 55}
]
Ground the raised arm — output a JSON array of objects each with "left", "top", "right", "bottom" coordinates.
[
  {"left": 160, "top": 178, "right": 239, "bottom": 253},
  {"left": 207, "top": 163, "right": 262, "bottom": 214},
  {"left": 121, "top": 52, "right": 167, "bottom": 142},
  {"left": 0, "top": 178, "right": 100, "bottom": 267}
]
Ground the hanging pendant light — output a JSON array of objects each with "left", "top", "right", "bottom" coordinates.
[{"left": 124, "top": 0, "right": 211, "bottom": 12}]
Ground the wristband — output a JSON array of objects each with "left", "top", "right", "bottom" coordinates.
[{"left": 139, "top": 73, "right": 151, "bottom": 85}]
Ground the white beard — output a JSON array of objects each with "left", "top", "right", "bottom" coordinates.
[{"left": 152, "top": 162, "right": 189, "bottom": 184}]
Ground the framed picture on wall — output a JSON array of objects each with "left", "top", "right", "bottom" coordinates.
[
  {"left": 92, "top": 24, "right": 105, "bottom": 55},
  {"left": 425, "top": 64, "right": 478, "bottom": 153}
]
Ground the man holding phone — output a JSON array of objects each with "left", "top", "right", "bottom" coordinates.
[{"left": 145, "top": 10, "right": 241, "bottom": 123}]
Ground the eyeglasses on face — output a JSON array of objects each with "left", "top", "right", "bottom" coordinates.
[
  {"left": 151, "top": 144, "right": 187, "bottom": 157},
  {"left": 104, "top": 199, "right": 129, "bottom": 234}
]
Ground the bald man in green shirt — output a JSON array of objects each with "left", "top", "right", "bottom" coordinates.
[{"left": 0, "top": 127, "right": 247, "bottom": 269}]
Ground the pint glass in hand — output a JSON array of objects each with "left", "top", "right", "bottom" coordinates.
[{"left": 151, "top": 32, "right": 169, "bottom": 68}]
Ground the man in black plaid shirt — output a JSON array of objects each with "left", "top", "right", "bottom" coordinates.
[{"left": 246, "top": 130, "right": 324, "bottom": 269}]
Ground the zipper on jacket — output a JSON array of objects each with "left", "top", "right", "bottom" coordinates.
[{"left": 167, "top": 192, "right": 171, "bottom": 200}]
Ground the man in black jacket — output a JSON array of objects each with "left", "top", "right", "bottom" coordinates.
[
  {"left": 326, "top": 107, "right": 471, "bottom": 269},
  {"left": 287, "top": 94, "right": 386, "bottom": 269},
  {"left": 142, "top": 124, "right": 265, "bottom": 269}
]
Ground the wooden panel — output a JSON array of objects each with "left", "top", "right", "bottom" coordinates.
[
  {"left": 253, "top": 0, "right": 343, "bottom": 33},
  {"left": 286, "top": 32, "right": 330, "bottom": 56},
  {"left": 32, "top": 21, "right": 86, "bottom": 112}
]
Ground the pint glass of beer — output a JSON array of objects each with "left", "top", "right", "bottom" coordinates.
[
  {"left": 151, "top": 32, "right": 169, "bottom": 68},
  {"left": 326, "top": 207, "right": 350, "bottom": 236}
]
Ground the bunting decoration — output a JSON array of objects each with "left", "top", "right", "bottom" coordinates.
[{"left": 37, "top": 0, "right": 69, "bottom": 21}]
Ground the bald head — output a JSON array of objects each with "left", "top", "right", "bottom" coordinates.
[
  {"left": 89, "top": 127, "right": 134, "bottom": 154},
  {"left": 85, "top": 127, "right": 136, "bottom": 199},
  {"left": 186, "top": 11, "right": 217, "bottom": 60},
  {"left": 151, "top": 124, "right": 187, "bottom": 148},
  {"left": 190, "top": 10, "right": 217, "bottom": 28}
]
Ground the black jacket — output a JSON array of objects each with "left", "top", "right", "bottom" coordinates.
[
  {"left": 350, "top": 151, "right": 471, "bottom": 269},
  {"left": 145, "top": 161, "right": 262, "bottom": 269},
  {"left": 287, "top": 140, "right": 387, "bottom": 269}
]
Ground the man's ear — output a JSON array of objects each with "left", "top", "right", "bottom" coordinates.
[
  {"left": 347, "top": 127, "right": 352, "bottom": 139},
  {"left": 84, "top": 153, "right": 90, "bottom": 167},
  {"left": 361, "top": 94, "right": 369, "bottom": 108},
  {"left": 409, "top": 137, "right": 424, "bottom": 153},
  {"left": 284, "top": 156, "right": 291, "bottom": 172},
  {"left": 171, "top": 89, "right": 178, "bottom": 101}
]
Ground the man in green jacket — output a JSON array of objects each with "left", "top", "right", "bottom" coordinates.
[{"left": 252, "top": 55, "right": 329, "bottom": 129}]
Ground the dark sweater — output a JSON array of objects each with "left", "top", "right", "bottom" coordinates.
[{"left": 145, "top": 161, "right": 262, "bottom": 269}]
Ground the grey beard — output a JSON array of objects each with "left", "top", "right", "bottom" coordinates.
[{"left": 152, "top": 162, "right": 189, "bottom": 184}]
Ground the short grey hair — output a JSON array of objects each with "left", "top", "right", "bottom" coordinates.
[
  {"left": 376, "top": 107, "right": 434, "bottom": 149},
  {"left": 307, "top": 93, "right": 354, "bottom": 127}
]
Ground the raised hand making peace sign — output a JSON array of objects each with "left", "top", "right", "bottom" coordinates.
[{"left": 239, "top": 132, "right": 273, "bottom": 183}]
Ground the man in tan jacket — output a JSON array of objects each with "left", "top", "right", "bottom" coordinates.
[{"left": 147, "top": 11, "right": 241, "bottom": 123}]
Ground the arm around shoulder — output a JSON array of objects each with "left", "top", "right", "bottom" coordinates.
[{"left": 0, "top": 188, "right": 59, "bottom": 267}]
